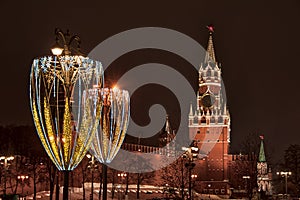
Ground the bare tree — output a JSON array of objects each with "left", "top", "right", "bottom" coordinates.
[
  {"left": 160, "top": 157, "right": 189, "bottom": 199},
  {"left": 26, "top": 156, "right": 47, "bottom": 200},
  {"left": 284, "top": 144, "right": 300, "bottom": 196},
  {"left": 44, "top": 157, "right": 57, "bottom": 200}
]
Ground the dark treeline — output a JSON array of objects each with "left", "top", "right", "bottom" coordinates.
[{"left": 0, "top": 125, "right": 45, "bottom": 158}]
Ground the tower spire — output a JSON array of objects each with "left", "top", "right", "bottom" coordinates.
[
  {"left": 258, "top": 135, "right": 266, "bottom": 162},
  {"left": 159, "top": 115, "right": 176, "bottom": 156},
  {"left": 159, "top": 115, "right": 174, "bottom": 145},
  {"left": 189, "top": 102, "right": 194, "bottom": 116},
  {"left": 205, "top": 25, "right": 216, "bottom": 63},
  {"left": 165, "top": 115, "right": 172, "bottom": 134}
]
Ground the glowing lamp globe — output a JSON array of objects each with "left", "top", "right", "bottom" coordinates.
[{"left": 51, "top": 47, "right": 63, "bottom": 56}]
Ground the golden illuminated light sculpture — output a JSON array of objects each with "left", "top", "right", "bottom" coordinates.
[
  {"left": 90, "top": 87, "right": 130, "bottom": 164},
  {"left": 29, "top": 29, "right": 103, "bottom": 185}
]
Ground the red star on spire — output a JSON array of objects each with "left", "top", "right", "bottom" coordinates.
[{"left": 207, "top": 25, "right": 214, "bottom": 33}]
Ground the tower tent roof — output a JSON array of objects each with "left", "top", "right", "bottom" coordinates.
[
  {"left": 164, "top": 115, "right": 172, "bottom": 134},
  {"left": 258, "top": 138, "right": 266, "bottom": 162},
  {"left": 204, "top": 25, "right": 217, "bottom": 64},
  {"left": 159, "top": 115, "right": 175, "bottom": 145}
]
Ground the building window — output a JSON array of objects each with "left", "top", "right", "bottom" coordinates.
[
  {"left": 218, "top": 116, "right": 223, "bottom": 123},
  {"left": 197, "top": 130, "right": 200, "bottom": 134}
]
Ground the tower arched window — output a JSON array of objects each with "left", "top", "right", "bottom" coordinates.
[
  {"left": 207, "top": 69, "right": 211, "bottom": 77},
  {"left": 218, "top": 116, "right": 223, "bottom": 123},
  {"left": 194, "top": 116, "right": 198, "bottom": 124}
]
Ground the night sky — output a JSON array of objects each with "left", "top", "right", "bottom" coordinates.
[{"left": 1, "top": 1, "right": 300, "bottom": 163}]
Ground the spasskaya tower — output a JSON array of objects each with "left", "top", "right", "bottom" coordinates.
[{"left": 189, "top": 25, "right": 231, "bottom": 194}]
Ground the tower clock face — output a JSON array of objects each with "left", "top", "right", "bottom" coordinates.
[{"left": 201, "top": 93, "right": 215, "bottom": 108}]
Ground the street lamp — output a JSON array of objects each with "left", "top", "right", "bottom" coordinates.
[
  {"left": 89, "top": 87, "right": 130, "bottom": 164},
  {"left": 118, "top": 173, "right": 127, "bottom": 189},
  {"left": 208, "top": 184, "right": 211, "bottom": 198},
  {"left": 87, "top": 154, "right": 98, "bottom": 200},
  {"left": 191, "top": 174, "right": 197, "bottom": 192},
  {"left": 51, "top": 28, "right": 82, "bottom": 56},
  {"left": 277, "top": 171, "right": 292, "bottom": 197},
  {"left": 89, "top": 87, "right": 130, "bottom": 200},
  {"left": 17, "top": 175, "right": 29, "bottom": 198},
  {"left": 29, "top": 28, "right": 104, "bottom": 200},
  {"left": 182, "top": 142, "right": 199, "bottom": 200},
  {"left": 0, "top": 156, "right": 14, "bottom": 195},
  {"left": 118, "top": 173, "right": 127, "bottom": 188},
  {"left": 119, "top": 172, "right": 129, "bottom": 199},
  {"left": 242, "top": 176, "right": 250, "bottom": 198},
  {"left": 117, "top": 173, "right": 127, "bottom": 200}
]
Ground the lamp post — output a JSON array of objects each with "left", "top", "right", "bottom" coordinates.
[
  {"left": 191, "top": 174, "right": 197, "bottom": 192},
  {"left": 242, "top": 176, "right": 250, "bottom": 198},
  {"left": 29, "top": 28, "right": 104, "bottom": 200},
  {"left": 182, "top": 142, "right": 199, "bottom": 200},
  {"left": 87, "top": 154, "right": 98, "bottom": 200},
  {"left": 117, "top": 173, "right": 127, "bottom": 188},
  {"left": 277, "top": 171, "right": 292, "bottom": 197},
  {"left": 117, "top": 172, "right": 127, "bottom": 199},
  {"left": 102, "top": 165, "right": 108, "bottom": 200},
  {"left": 181, "top": 157, "right": 185, "bottom": 200},
  {"left": 17, "top": 175, "right": 29, "bottom": 197},
  {"left": 0, "top": 156, "right": 14, "bottom": 195},
  {"left": 125, "top": 172, "right": 129, "bottom": 198}
]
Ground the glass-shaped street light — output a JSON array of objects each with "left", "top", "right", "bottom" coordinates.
[
  {"left": 88, "top": 87, "right": 130, "bottom": 200},
  {"left": 29, "top": 28, "right": 103, "bottom": 199},
  {"left": 30, "top": 29, "right": 103, "bottom": 170},
  {"left": 90, "top": 87, "right": 130, "bottom": 163},
  {"left": 30, "top": 55, "right": 103, "bottom": 170}
]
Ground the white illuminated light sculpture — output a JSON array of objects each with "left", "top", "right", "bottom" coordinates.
[
  {"left": 29, "top": 28, "right": 104, "bottom": 200},
  {"left": 90, "top": 87, "right": 130, "bottom": 163},
  {"left": 30, "top": 29, "right": 103, "bottom": 171}
]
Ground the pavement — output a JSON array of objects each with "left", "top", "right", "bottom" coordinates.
[{"left": 25, "top": 184, "right": 229, "bottom": 200}]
